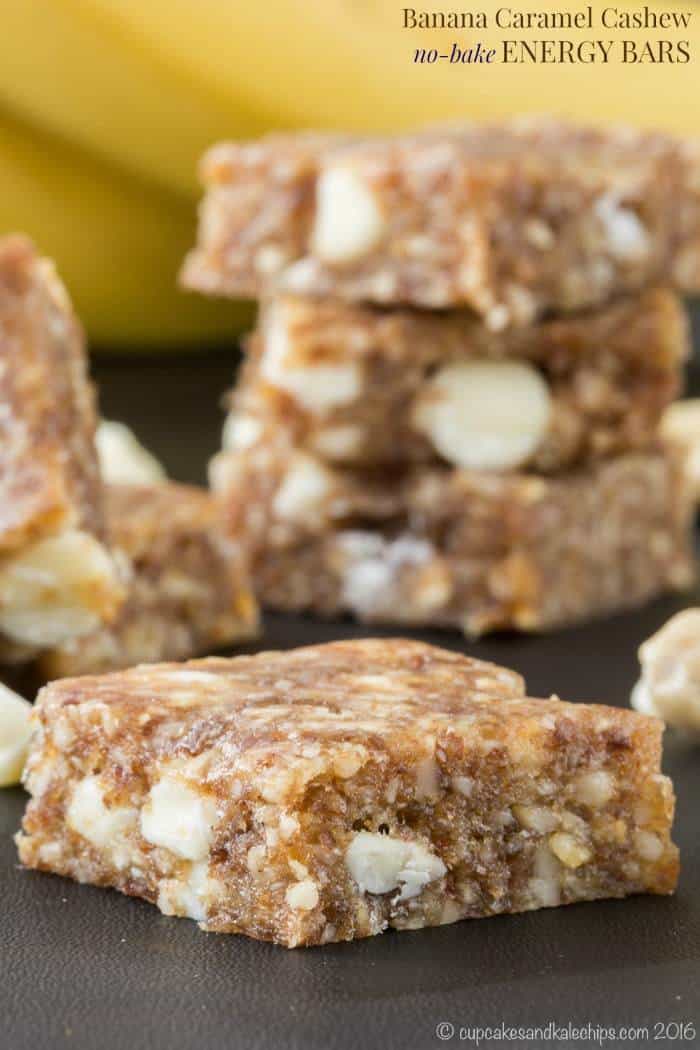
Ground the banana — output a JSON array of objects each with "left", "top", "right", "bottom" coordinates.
[
  {"left": 0, "top": 0, "right": 260, "bottom": 198},
  {"left": 0, "top": 1, "right": 695, "bottom": 348},
  {"left": 0, "top": 108, "right": 250, "bottom": 346},
  {"left": 79, "top": 0, "right": 699, "bottom": 138}
]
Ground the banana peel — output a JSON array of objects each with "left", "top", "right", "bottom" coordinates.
[{"left": 0, "top": 108, "right": 250, "bottom": 348}]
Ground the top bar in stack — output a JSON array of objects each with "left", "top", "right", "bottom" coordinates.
[
  {"left": 0, "top": 235, "right": 124, "bottom": 656},
  {"left": 182, "top": 117, "right": 700, "bottom": 326}
]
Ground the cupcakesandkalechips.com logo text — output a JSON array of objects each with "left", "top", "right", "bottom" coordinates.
[
  {"left": 434, "top": 1019, "right": 696, "bottom": 1045},
  {"left": 402, "top": 6, "right": 693, "bottom": 64}
]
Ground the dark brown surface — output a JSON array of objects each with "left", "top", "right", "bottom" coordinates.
[{"left": 3, "top": 318, "right": 700, "bottom": 1049}]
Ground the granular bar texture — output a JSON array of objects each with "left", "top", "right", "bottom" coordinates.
[
  {"left": 40, "top": 483, "right": 259, "bottom": 677},
  {"left": 182, "top": 118, "right": 700, "bottom": 324},
  {"left": 211, "top": 436, "right": 694, "bottom": 635},
  {"left": 0, "top": 235, "right": 123, "bottom": 654},
  {"left": 228, "top": 288, "right": 687, "bottom": 472},
  {"left": 17, "top": 639, "right": 679, "bottom": 947}
]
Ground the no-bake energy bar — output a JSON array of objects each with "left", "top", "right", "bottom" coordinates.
[
  {"left": 211, "top": 435, "right": 694, "bottom": 635},
  {"left": 40, "top": 483, "right": 259, "bottom": 678},
  {"left": 182, "top": 118, "right": 700, "bottom": 325},
  {"left": 229, "top": 288, "right": 687, "bottom": 472},
  {"left": 17, "top": 639, "right": 679, "bottom": 947},
  {"left": 0, "top": 236, "right": 123, "bottom": 654}
]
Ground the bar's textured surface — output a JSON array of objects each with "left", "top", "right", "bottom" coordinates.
[
  {"left": 229, "top": 288, "right": 687, "bottom": 472},
  {"left": 212, "top": 436, "right": 694, "bottom": 635},
  {"left": 0, "top": 236, "right": 123, "bottom": 654},
  {"left": 17, "top": 639, "right": 678, "bottom": 948},
  {"left": 40, "top": 483, "right": 259, "bottom": 677},
  {"left": 0, "top": 234, "right": 101, "bottom": 549},
  {"left": 182, "top": 118, "right": 700, "bottom": 324}
]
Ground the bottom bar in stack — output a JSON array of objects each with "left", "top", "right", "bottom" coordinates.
[
  {"left": 212, "top": 435, "right": 694, "bottom": 635},
  {"left": 39, "top": 483, "right": 259, "bottom": 678},
  {"left": 17, "top": 640, "right": 678, "bottom": 947}
]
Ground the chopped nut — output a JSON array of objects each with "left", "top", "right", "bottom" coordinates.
[
  {"left": 345, "top": 831, "right": 446, "bottom": 900},
  {"left": 96, "top": 420, "right": 167, "bottom": 485},
  {"left": 0, "top": 530, "right": 124, "bottom": 648},
  {"left": 513, "top": 804, "right": 559, "bottom": 834},
  {"left": 632, "top": 609, "right": 700, "bottom": 733},
  {"left": 548, "top": 831, "right": 592, "bottom": 869}
]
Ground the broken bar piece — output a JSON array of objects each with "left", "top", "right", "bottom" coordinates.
[
  {"left": 17, "top": 639, "right": 678, "bottom": 947},
  {"left": 40, "top": 483, "right": 259, "bottom": 678},
  {"left": 0, "top": 235, "right": 123, "bottom": 655}
]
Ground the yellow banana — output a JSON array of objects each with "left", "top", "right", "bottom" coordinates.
[
  {"left": 0, "top": 108, "right": 250, "bottom": 347},
  {"left": 80, "top": 0, "right": 699, "bottom": 138},
  {"left": 0, "top": 1, "right": 696, "bottom": 350},
  {"left": 0, "top": 0, "right": 261, "bottom": 198}
]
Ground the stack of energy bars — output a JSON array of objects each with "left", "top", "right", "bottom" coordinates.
[{"left": 183, "top": 118, "right": 700, "bottom": 636}]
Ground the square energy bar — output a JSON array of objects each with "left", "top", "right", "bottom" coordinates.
[
  {"left": 40, "top": 483, "right": 259, "bottom": 678},
  {"left": 0, "top": 235, "right": 123, "bottom": 655},
  {"left": 17, "top": 639, "right": 679, "bottom": 947},
  {"left": 182, "top": 118, "right": 700, "bottom": 325},
  {"left": 211, "top": 435, "right": 694, "bottom": 635},
  {"left": 228, "top": 288, "right": 687, "bottom": 473}
]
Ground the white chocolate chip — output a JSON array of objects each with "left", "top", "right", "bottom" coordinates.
[
  {"left": 632, "top": 609, "right": 700, "bottom": 733},
  {"left": 633, "top": 829, "right": 664, "bottom": 862},
  {"left": 312, "top": 167, "right": 385, "bottom": 264},
  {"left": 595, "top": 194, "right": 650, "bottom": 262},
  {"left": 262, "top": 304, "right": 363, "bottom": 412},
  {"left": 548, "top": 831, "right": 592, "bottom": 869},
  {"left": 285, "top": 878, "right": 319, "bottom": 911},
  {"left": 0, "top": 684, "right": 32, "bottom": 787},
  {"left": 345, "top": 831, "right": 446, "bottom": 900},
  {"left": 221, "top": 413, "right": 263, "bottom": 451},
  {"left": 572, "top": 770, "right": 615, "bottom": 809},
  {"left": 273, "top": 454, "right": 333, "bottom": 523},
  {"left": 140, "top": 777, "right": 217, "bottom": 861},
  {"left": 96, "top": 420, "right": 167, "bottom": 485},
  {"left": 412, "top": 359, "right": 551, "bottom": 471},
  {"left": 66, "top": 775, "right": 136, "bottom": 853},
  {"left": 0, "top": 530, "right": 123, "bottom": 648}
]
